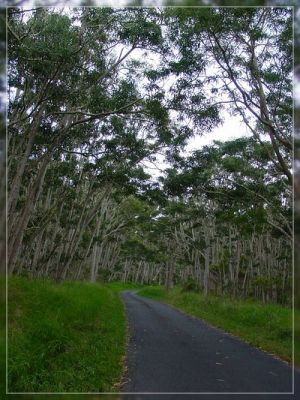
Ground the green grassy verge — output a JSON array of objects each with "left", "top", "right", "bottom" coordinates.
[
  {"left": 138, "top": 285, "right": 294, "bottom": 365},
  {"left": 0, "top": 276, "right": 5, "bottom": 396},
  {"left": 295, "top": 308, "right": 300, "bottom": 368},
  {"left": 105, "top": 281, "right": 146, "bottom": 293},
  {"left": 8, "top": 277, "right": 127, "bottom": 393}
]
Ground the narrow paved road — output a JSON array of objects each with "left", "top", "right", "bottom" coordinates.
[{"left": 120, "top": 291, "right": 296, "bottom": 396}]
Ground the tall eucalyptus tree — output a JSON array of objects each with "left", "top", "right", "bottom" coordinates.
[{"left": 7, "top": 6, "right": 292, "bottom": 304}]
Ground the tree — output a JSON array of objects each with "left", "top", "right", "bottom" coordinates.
[
  {"left": 163, "top": 7, "right": 292, "bottom": 185},
  {"left": 7, "top": 7, "right": 292, "bottom": 304}
]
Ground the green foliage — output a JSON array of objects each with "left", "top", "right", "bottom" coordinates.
[
  {"left": 96, "top": 268, "right": 111, "bottom": 283},
  {"left": 0, "top": 277, "right": 5, "bottom": 396},
  {"left": 137, "top": 285, "right": 167, "bottom": 300},
  {"left": 295, "top": 309, "right": 300, "bottom": 368},
  {"left": 106, "top": 281, "right": 145, "bottom": 292},
  {"left": 8, "top": 277, "right": 127, "bottom": 392},
  {"left": 181, "top": 279, "right": 201, "bottom": 293},
  {"left": 162, "top": 136, "right": 291, "bottom": 238},
  {"left": 120, "top": 15, "right": 162, "bottom": 47},
  {"left": 7, "top": 7, "right": 292, "bottom": 308}
]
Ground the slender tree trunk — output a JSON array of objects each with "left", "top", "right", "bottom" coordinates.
[
  {"left": 8, "top": 107, "right": 44, "bottom": 216},
  {"left": 8, "top": 156, "right": 50, "bottom": 273},
  {"left": 203, "top": 245, "right": 210, "bottom": 296}
]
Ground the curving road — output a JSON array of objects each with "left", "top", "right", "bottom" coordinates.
[{"left": 120, "top": 291, "right": 298, "bottom": 397}]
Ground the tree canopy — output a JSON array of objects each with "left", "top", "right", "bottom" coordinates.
[{"left": 8, "top": 6, "right": 292, "bottom": 304}]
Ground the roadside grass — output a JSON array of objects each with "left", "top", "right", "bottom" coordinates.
[
  {"left": 105, "top": 281, "right": 145, "bottom": 293},
  {"left": 0, "top": 275, "right": 5, "bottom": 396},
  {"left": 8, "top": 277, "right": 127, "bottom": 393},
  {"left": 295, "top": 308, "right": 300, "bottom": 368},
  {"left": 138, "top": 285, "right": 294, "bottom": 365}
]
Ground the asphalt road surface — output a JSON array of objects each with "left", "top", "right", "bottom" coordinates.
[{"left": 120, "top": 291, "right": 298, "bottom": 397}]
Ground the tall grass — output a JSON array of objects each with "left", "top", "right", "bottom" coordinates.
[
  {"left": 295, "top": 309, "right": 300, "bottom": 368},
  {"left": 8, "top": 277, "right": 127, "bottom": 393},
  {"left": 138, "top": 285, "right": 294, "bottom": 364},
  {"left": 0, "top": 276, "right": 5, "bottom": 396}
]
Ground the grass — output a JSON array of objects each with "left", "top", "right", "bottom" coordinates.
[
  {"left": 8, "top": 277, "right": 128, "bottom": 393},
  {"left": 5, "top": 277, "right": 299, "bottom": 394},
  {"left": 0, "top": 275, "right": 5, "bottom": 396},
  {"left": 138, "top": 285, "right": 294, "bottom": 365},
  {"left": 105, "top": 281, "right": 145, "bottom": 293},
  {"left": 295, "top": 308, "right": 300, "bottom": 368}
]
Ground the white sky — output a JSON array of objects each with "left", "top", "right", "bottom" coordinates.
[
  {"left": 186, "top": 115, "right": 251, "bottom": 152},
  {"left": 144, "top": 115, "right": 251, "bottom": 181}
]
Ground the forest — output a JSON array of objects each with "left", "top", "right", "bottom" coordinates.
[{"left": 8, "top": 6, "right": 292, "bottom": 304}]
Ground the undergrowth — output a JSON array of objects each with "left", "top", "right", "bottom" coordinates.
[{"left": 8, "top": 277, "right": 127, "bottom": 393}]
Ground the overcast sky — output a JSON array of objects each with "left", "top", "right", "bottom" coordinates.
[
  {"left": 141, "top": 114, "right": 252, "bottom": 181},
  {"left": 186, "top": 115, "right": 251, "bottom": 152}
]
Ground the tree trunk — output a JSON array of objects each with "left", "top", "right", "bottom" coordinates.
[{"left": 8, "top": 156, "right": 50, "bottom": 273}]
